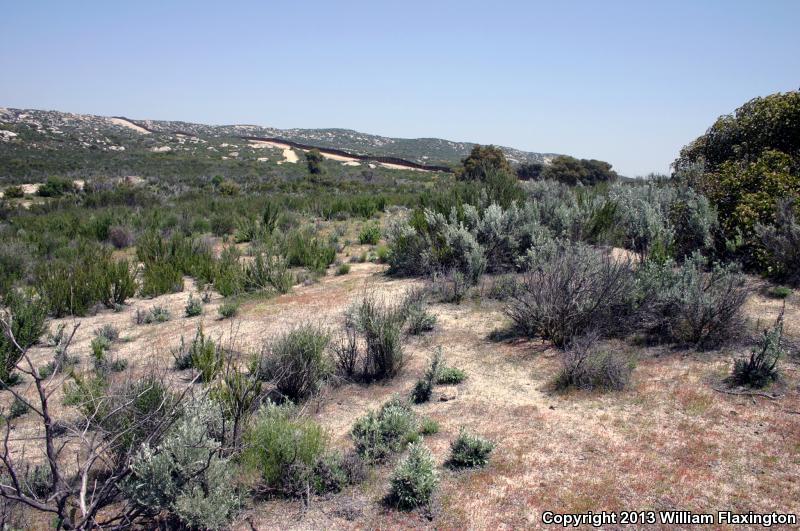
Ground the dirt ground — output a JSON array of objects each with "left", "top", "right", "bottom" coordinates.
[{"left": 6, "top": 260, "right": 800, "bottom": 530}]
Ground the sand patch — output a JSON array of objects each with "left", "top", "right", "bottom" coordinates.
[{"left": 108, "top": 117, "right": 150, "bottom": 134}]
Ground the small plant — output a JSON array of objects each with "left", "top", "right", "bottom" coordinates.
[
  {"left": 555, "top": 334, "right": 634, "bottom": 391},
  {"left": 185, "top": 294, "right": 203, "bottom": 317},
  {"left": 351, "top": 397, "right": 418, "bottom": 462},
  {"left": 448, "top": 428, "right": 495, "bottom": 468},
  {"left": 94, "top": 324, "right": 119, "bottom": 342},
  {"left": 140, "top": 305, "right": 171, "bottom": 324},
  {"left": 388, "top": 441, "right": 438, "bottom": 510},
  {"left": 359, "top": 223, "right": 381, "bottom": 245},
  {"left": 346, "top": 295, "right": 406, "bottom": 381},
  {"left": 217, "top": 300, "right": 239, "bottom": 319},
  {"left": 254, "top": 325, "right": 331, "bottom": 402},
  {"left": 419, "top": 418, "right": 440, "bottom": 435},
  {"left": 336, "top": 263, "right": 351, "bottom": 276},
  {"left": 436, "top": 366, "right": 466, "bottom": 385},
  {"left": 8, "top": 397, "right": 30, "bottom": 419},
  {"left": 731, "top": 312, "right": 785, "bottom": 388},
  {"left": 768, "top": 286, "right": 792, "bottom": 299},
  {"left": 3, "top": 185, "right": 24, "bottom": 199},
  {"left": 411, "top": 350, "right": 444, "bottom": 404},
  {"left": 400, "top": 287, "right": 436, "bottom": 335}
]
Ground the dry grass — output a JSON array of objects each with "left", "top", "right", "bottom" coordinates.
[{"left": 4, "top": 258, "right": 799, "bottom": 529}]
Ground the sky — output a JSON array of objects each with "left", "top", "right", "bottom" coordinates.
[{"left": 2, "top": 1, "right": 798, "bottom": 176}]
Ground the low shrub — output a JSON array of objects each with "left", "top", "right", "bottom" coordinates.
[
  {"left": 419, "top": 418, "right": 440, "bottom": 435},
  {"left": 388, "top": 441, "right": 438, "bottom": 510},
  {"left": 638, "top": 253, "right": 748, "bottom": 349},
  {"left": 411, "top": 350, "right": 443, "bottom": 404},
  {"left": 123, "top": 396, "right": 238, "bottom": 530},
  {"left": 436, "top": 366, "right": 466, "bottom": 385},
  {"left": 507, "top": 243, "right": 637, "bottom": 347},
  {"left": 140, "top": 260, "right": 183, "bottom": 297},
  {"left": 730, "top": 313, "right": 785, "bottom": 388},
  {"left": 285, "top": 232, "right": 336, "bottom": 274},
  {"left": 242, "top": 402, "right": 328, "bottom": 493},
  {"left": 0, "top": 288, "right": 48, "bottom": 384},
  {"left": 254, "top": 325, "right": 331, "bottom": 402},
  {"left": 8, "top": 397, "right": 30, "bottom": 419},
  {"left": 400, "top": 287, "right": 436, "bottom": 335},
  {"left": 555, "top": 334, "right": 634, "bottom": 391},
  {"left": 351, "top": 397, "right": 418, "bottom": 462},
  {"left": 37, "top": 177, "right": 75, "bottom": 197},
  {"left": 448, "top": 428, "right": 494, "bottom": 468},
  {"left": 108, "top": 225, "right": 134, "bottom": 249},
  {"left": 185, "top": 294, "right": 203, "bottom": 317},
  {"left": 347, "top": 295, "right": 406, "bottom": 381},
  {"left": 336, "top": 263, "right": 351, "bottom": 276},
  {"left": 139, "top": 305, "right": 171, "bottom": 324},
  {"left": 3, "top": 185, "right": 24, "bottom": 199},
  {"left": 94, "top": 324, "right": 119, "bottom": 342},
  {"left": 173, "top": 326, "right": 223, "bottom": 382},
  {"left": 359, "top": 223, "right": 381, "bottom": 245},
  {"left": 756, "top": 198, "right": 800, "bottom": 285},
  {"left": 217, "top": 301, "right": 239, "bottom": 319},
  {"left": 768, "top": 286, "right": 792, "bottom": 299}
]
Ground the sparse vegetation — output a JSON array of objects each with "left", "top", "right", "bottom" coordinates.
[
  {"left": 555, "top": 334, "right": 634, "bottom": 391},
  {"left": 352, "top": 397, "right": 418, "bottom": 462},
  {"left": 448, "top": 428, "right": 494, "bottom": 468}
]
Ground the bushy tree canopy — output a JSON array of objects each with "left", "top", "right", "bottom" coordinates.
[
  {"left": 457, "top": 145, "right": 513, "bottom": 181},
  {"left": 540, "top": 155, "right": 618, "bottom": 186}
]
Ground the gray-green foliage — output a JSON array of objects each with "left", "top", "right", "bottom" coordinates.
[
  {"left": 351, "top": 397, "right": 418, "bottom": 462},
  {"left": 123, "top": 397, "right": 238, "bottom": 530},
  {"left": 254, "top": 324, "right": 331, "bottom": 401},
  {"left": 731, "top": 313, "right": 785, "bottom": 387},
  {"left": 0, "top": 288, "right": 48, "bottom": 384},
  {"left": 242, "top": 402, "right": 328, "bottom": 491},
  {"left": 638, "top": 253, "right": 748, "bottom": 349},
  {"left": 756, "top": 198, "right": 800, "bottom": 285},
  {"left": 448, "top": 428, "right": 495, "bottom": 468},
  {"left": 388, "top": 441, "right": 438, "bottom": 510}
]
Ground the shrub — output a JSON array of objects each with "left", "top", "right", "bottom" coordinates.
[
  {"left": 140, "top": 260, "right": 183, "bottom": 297},
  {"left": 347, "top": 295, "right": 406, "bottom": 380},
  {"left": 185, "top": 294, "right": 203, "bottom": 317},
  {"left": 731, "top": 313, "right": 785, "bottom": 388},
  {"left": 506, "top": 243, "right": 637, "bottom": 347},
  {"left": 419, "top": 418, "right": 440, "bottom": 435},
  {"left": 285, "top": 232, "right": 336, "bottom": 274},
  {"left": 244, "top": 253, "right": 294, "bottom": 294},
  {"left": 411, "top": 350, "right": 443, "bottom": 404},
  {"left": 99, "top": 259, "right": 137, "bottom": 307},
  {"left": 254, "top": 325, "right": 331, "bottom": 402},
  {"left": 448, "top": 428, "right": 495, "bottom": 468},
  {"left": 3, "top": 185, "right": 24, "bottom": 199},
  {"left": 359, "top": 223, "right": 381, "bottom": 245},
  {"left": 177, "top": 326, "right": 222, "bottom": 382},
  {"left": 0, "top": 288, "right": 48, "bottom": 384},
  {"left": 388, "top": 441, "right": 438, "bottom": 510},
  {"left": 242, "top": 402, "right": 328, "bottom": 492},
  {"left": 768, "top": 286, "right": 792, "bottom": 299},
  {"left": 436, "top": 366, "right": 466, "bottom": 385},
  {"left": 217, "top": 300, "right": 239, "bottom": 319},
  {"left": 336, "top": 263, "right": 351, "bottom": 276},
  {"left": 218, "top": 180, "right": 240, "bottom": 196},
  {"left": 37, "top": 177, "right": 75, "bottom": 197},
  {"left": 306, "top": 149, "right": 324, "bottom": 175},
  {"left": 94, "top": 324, "right": 119, "bottom": 342},
  {"left": 108, "top": 225, "right": 134, "bottom": 249},
  {"left": 555, "top": 334, "right": 634, "bottom": 391},
  {"left": 140, "top": 305, "right": 171, "bottom": 324},
  {"left": 400, "top": 287, "right": 436, "bottom": 335},
  {"left": 638, "top": 253, "right": 748, "bottom": 349},
  {"left": 8, "top": 397, "right": 29, "bottom": 419},
  {"left": 756, "top": 198, "right": 800, "bottom": 285},
  {"left": 123, "top": 397, "right": 238, "bottom": 530},
  {"left": 351, "top": 397, "right": 418, "bottom": 462}
]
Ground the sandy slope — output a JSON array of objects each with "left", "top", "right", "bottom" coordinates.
[{"left": 108, "top": 117, "right": 151, "bottom": 134}]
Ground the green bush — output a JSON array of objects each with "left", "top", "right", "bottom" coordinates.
[
  {"left": 436, "top": 366, "right": 466, "bottom": 385},
  {"left": 185, "top": 294, "right": 203, "bottom": 317},
  {"left": 123, "top": 397, "right": 238, "bottom": 530},
  {"left": 139, "top": 305, "right": 171, "bottom": 324},
  {"left": 285, "top": 232, "right": 336, "bottom": 274},
  {"left": 388, "top": 441, "right": 438, "bottom": 510},
  {"left": 242, "top": 402, "right": 328, "bottom": 491},
  {"left": 140, "top": 260, "right": 183, "bottom": 297},
  {"left": 419, "top": 418, "right": 440, "bottom": 435},
  {"left": 0, "top": 288, "right": 48, "bottom": 384},
  {"left": 8, "top": 397, "right": 30, "bottom": 419},
  {"left": 768, "top": 286, "right": 792, "bottom": 299},
  {"left": 411, "top": 350, "right": 443, "bottom": 404},
  {"left": 400, "top": 287, "right": 436, "bottom": 335},
  {"left": 359, "top": 223, "right": 381, "bottom": 245},
  {"left": 448, "top": 428, "right": 494, "bottom": 468},
  {"left": 254, "top": 324, "right": 331, "bottom": 402},
  {"left": 731, "top": 314, "right": 784, "bottom": 388},
  {"left": 99, "top": 259, "right": 137, "bottom": 307},
  {"left": 638, "top": 253, "right": 748, "bottom": 349},
  {"left": 174, "top": 326, "right": 223, "bottom": 383},
  {"left": 217, "top": 300, "right": 239, "bottom": 319},
  {"left": 3, "top": 185, "right": 24, "bottom": 199},
  {"left": 347, "top": 295, "right": 406, "bottom": 381},
  {"left": 37, "top": 177, "right": 75, "bottom": 197},
  {"left": 336, "top": 263, "right": 351, "bottom": 276},
  {"left": 351, "top": 397, "right": 418, "bottom": 462},
  {"left": 756, "top": 199, "right": 800, "bottom": 285}
]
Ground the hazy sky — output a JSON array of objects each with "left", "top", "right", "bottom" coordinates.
[{"left": 2, "top": 1, "right": 798, "bottom": 176}]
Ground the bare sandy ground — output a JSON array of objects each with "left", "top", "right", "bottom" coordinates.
[
  {"left": 108, "top": 117, "right": 150, "bottom": 134},
  {"left": 248, "top": 140, "right": 299, "bottom": 164}
]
